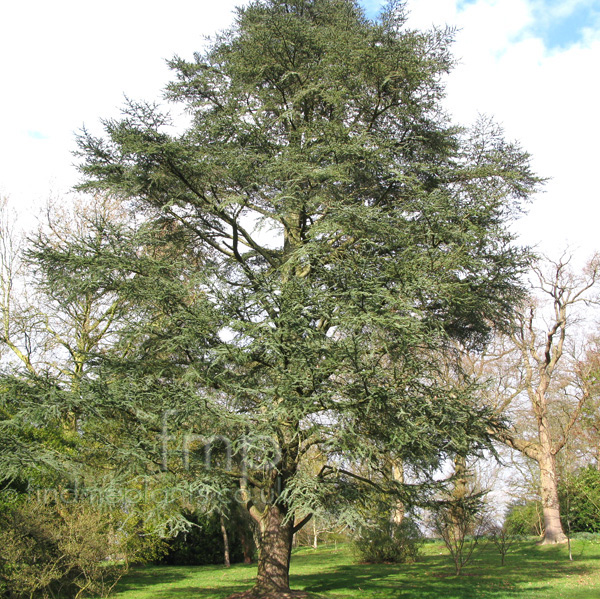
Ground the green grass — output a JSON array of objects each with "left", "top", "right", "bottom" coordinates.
[{"left": 107, "top": 539, "right": 600, "bottom": 599}]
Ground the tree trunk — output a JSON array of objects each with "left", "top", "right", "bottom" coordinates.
[
  {"left": 220, "top": 514, "right": 231, "bottom": 568},
  {"left": 538, "top": 450, "right": 567, "bottom": 543},
  {"left": 312, "top": 517, "right": 318, "bottom": 549},
  {"left": 239, "top": 527, "right": 254, "bottom": 564},
  {"left": 451, "top": 455, "right": 468, "bottom": 538},
  {"left": 255, "top": 504, "right": 294, "bottom": 594},
  {"left": 391, "top": 459, "right": 405, "bottom": 526}
]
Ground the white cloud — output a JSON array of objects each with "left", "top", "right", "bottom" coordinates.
[
  {"left": 0, "top": 0, "right": 241, "bottom": 209},
  {"left": 1, "top": 0, "right": 598, "bottom": 263},
  {"left": 405, "top": 0, "right": 600, "bottom": 261}
]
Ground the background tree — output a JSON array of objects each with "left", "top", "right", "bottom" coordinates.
[
  {"left": 0, "top": 196, "right": 39, "bottom": 373},
  {"left": 0, "top": 195, "right": 131, "bottom": 380},
  {"left": 484, "top": 254, "right": 600, "bottom": 543},
  {"left": 0, "top": 195, "right": 137, "bottom": 486},
  {"left": 570, "top": 340, "right": 600, "bottom": 470},
  {"left": 504, "top": 500, "right": 544, "bottom": 537},
  {"left": 10, "top": 1, "right": 540, "bottom": 596},
  {"left": 559, "top": 465, "right": 600, "bottom": 533},
  {"left": 27, "top": 196, "right": 131, "bottom": 389},
  {"left": 488, "top": 520, "right": 517, "bottom": 566}
]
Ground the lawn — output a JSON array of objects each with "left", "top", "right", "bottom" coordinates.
[{"left": 108, "top": 539, "right": 600, "bottom": 599}]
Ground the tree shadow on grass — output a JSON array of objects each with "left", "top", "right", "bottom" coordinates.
[
  {"left": 110, "top": 542, "right": 600, "bottom": 599},
  {"left": 112, "top": 564, "right": 255, "bottom": 598},
  {"left": 136, "top": 585, "right": 249, "bottom": 598},
  {"left": 290, "top": 546, "right": 598, "bottom": 598}
]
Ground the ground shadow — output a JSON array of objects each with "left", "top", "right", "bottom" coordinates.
[
  {"left": 110, "top": 541, "right": 600, "bottom": 599},
  {"left": 289, "top": 543, "right": 598, "bottom": 598},
  {"left": 112, "top": 563, "right": 255, "bottom": 598}
]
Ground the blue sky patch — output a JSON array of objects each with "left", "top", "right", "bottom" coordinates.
[
  {"left": 456, "top": 0, "right": 600, "bottom": 49},
  {"left": 360, "top": 0, "right": 386, "bottom": 19},
  {"left": 530, "top": 1, "right": 600, "bottom": 49},
  {"left": 363, "top": 0, "right": 599, "bottom": 48},
  {"left": 27, "top": 130, "right": 48, "bottom": 140}
]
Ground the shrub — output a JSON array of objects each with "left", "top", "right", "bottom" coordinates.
[
  {"left": 504, "top": 500, "right": 544, "bottom": 536},
  {"left": 571, "top": 531, "right": 600, "bottom": 541},
  {"left": 560, "top": 466, "right": 600, "bottom": 533},
  {"left": 353, "top": 517, "right": 423, "bottom": 564},
  {"left": 0, "top": 498, "right": 125, "bottom": 599}
]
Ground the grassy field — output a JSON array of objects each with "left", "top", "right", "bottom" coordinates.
[{"left": 108, "top": 539, "right": 600, "bottom": 599}]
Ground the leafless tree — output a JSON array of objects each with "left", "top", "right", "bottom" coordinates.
[
  {"left": 0, "top": 196, "right": 42, "bottom": 372},
  {"left": 0, "top": 194, "right": 133, "bottom": 434},
  {"left": 483, "top": 253, "right": 600, "bottom": 543}
]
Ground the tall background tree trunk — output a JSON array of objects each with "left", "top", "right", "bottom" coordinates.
[
  {"left": 220, "top": 514, "right": 231, "bottom": 568},
  {"left": 538, "top": 448, "right": 567, "bottom": 543},
  {"left": 239, "top": 527, "right": 254, "bottom": 564},
  {"left": 451, "top": 455, "right": 469, "bottom": 539},
  {"left": 391, "top": 459, "right": 405, "bottom": 527}
]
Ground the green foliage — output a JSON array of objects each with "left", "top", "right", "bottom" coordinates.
[
  {"left": 504, "top": 500, "right": 544, "bottom": 537},
  {"left": 0, "top": 499, "right": 124, "bottom": 599},
  {"left": 353, "top": 517, "right": 423, "bottom": 564},
  {"left": 560, "top": 466, "right": 600, "bottom": 533}
]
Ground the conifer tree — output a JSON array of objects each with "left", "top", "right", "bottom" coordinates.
[{"left": 23, "top": 1, "right": 540, "bottom": 595}]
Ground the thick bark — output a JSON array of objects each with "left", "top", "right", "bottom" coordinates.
[
  {"left": 255, "top": 504, "right": 294, "bottom": 593},
  {"left": 235, "top": 448, "right": 309, "bottom": 597},
  {"left": 538, "top": 448, "right": 567, "bottom": 544}
]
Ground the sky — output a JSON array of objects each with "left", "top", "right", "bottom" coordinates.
[{"left": 1, "top": 0, "right": 599, "bottom": 262}]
